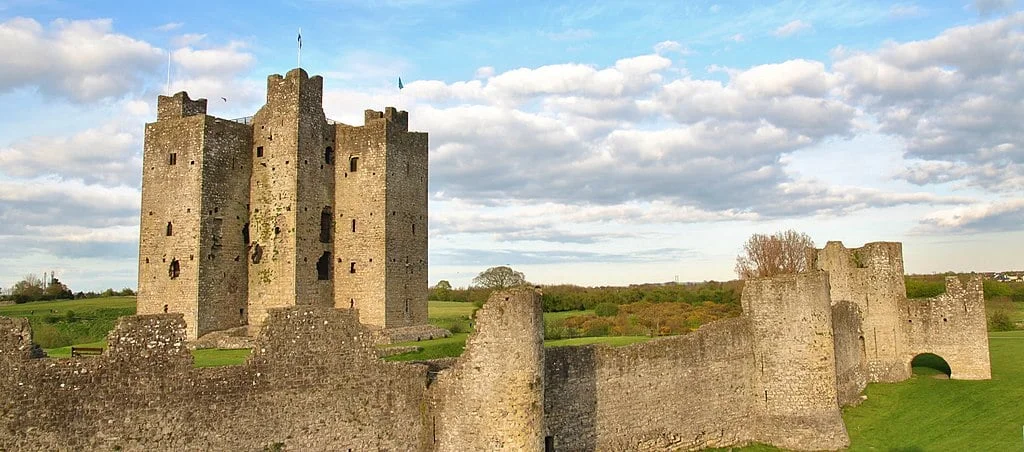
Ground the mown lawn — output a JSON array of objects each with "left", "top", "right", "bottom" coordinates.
[
  {"left": 0, "top": 297, "right": 136, "bottom": 349},
  {"left": 841, "top": 330, "right": 1024, "bottom": 451}
]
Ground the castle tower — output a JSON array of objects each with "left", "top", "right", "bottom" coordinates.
[
  {"left": 247, "top": 69, "right": 336, "bottom": 327},
  {"left": 334, "top": 108, "right": 428, "bottom": 328},
  {"left": 742, "top": 271, "right": 849, "bottom": 450},
  {"left": 138, "top": 92, "right": 252, "bottom": 340}
]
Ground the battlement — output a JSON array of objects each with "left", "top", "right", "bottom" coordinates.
[
  {"left": 364, "top": 107, "right": 409, "bottom": 132},
  {"left": 157, "top": 91, "right": 207, "bottom": 121},
  {"left": 265, "top": 68, "right": 323, "bottom": 106}
]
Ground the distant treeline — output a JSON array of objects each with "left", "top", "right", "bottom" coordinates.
[
  {"left": 434, "top": 275, "right": 1023, "bottom": 311},
  {"left": 432, "top": 280, "right": 744, "bottom": 312}
]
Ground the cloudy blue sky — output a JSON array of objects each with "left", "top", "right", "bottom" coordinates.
[{"left": 0, "top": 0, "right": 1022, "bottom": 291}]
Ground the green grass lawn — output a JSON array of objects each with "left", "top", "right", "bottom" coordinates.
[
  {"left": 0, "top": 297, "right": 136, "bottom": 349},
  {"left": 841, "top": 330, "right": 1024, "bottom": 451},
  {"left": 545, "top": 336, "right": 651, "bottom": 347},
  {"left": 544, "top": 309, "right": 594, "bottom": 322}
]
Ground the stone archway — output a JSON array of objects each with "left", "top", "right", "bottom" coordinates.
[{"left": 910, "top": 353, "right": 951, "bottom": 378}]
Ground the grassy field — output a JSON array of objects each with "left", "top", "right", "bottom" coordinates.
[
  {"left": 840, "top": 330, "right": 1024, "bottom": 451},
  {"left": 0, "top": 297, "right": 136, "bottom": 349}
]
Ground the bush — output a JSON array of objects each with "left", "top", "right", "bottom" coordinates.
[
  {"left": 989, "top": 311, "right": 1015, "bottom": 332},
  {"left": 64, "top": 310, "right": 77, "bottom": 323},
  {"left": 594, "top": 302, "right": 619, "bottom": 317}
]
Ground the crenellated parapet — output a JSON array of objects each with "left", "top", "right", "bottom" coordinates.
[{"left": 157, "top": 91, "right": 208, "bottom": 121}]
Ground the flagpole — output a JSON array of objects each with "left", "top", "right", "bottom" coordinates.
[{"left": 166, "top": 50, "right": 171, "bottom": 94}]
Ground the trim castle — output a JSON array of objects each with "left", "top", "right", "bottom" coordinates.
[
  {"left": 137, "top": 68, "right": 442, "bottom": 341},
  {"left": 0, "top": 69, "right": 992, "bottom": 451}
]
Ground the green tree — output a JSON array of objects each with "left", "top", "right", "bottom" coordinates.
[
  {"left": 11, "top": 274, "right": 44, "bottom": 303},
  {"left": 472, "top": 266, "right": 528, "bottom": 292},
  {"left": 431, "top": 280, "right": 453, "bottom": 301}
]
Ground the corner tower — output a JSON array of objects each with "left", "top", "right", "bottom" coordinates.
[
  {"left": 247, "top": 69, "right": 336, "bottom": 327},
  {"left": 138, "top": 92, "right": 252, "bottom": 340},
  {"left": 335, "top": 108, "right": 428, "bottom": 328}
]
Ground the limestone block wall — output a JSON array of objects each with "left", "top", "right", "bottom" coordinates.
[
  {"left": 544, "top": 317, "right": 758, "bottom": 451},
  {"left": 0, "top": 308, "right": 431, "bottom": 451},
  {"left": 384, "top": 108, "right": 429, "bottom": 328},
  {"left": 901, "top": 275, "right": 991, "bottom": 379},
  {"left": 248, "top": 69, "right": 335, "bottom": 327},
  {"left": 812, "top": 241, "right": 909, "bottom": 382},
  {"left": 831, "top": 300, "right": 868, "bottom": 406},
  {"left": 742, "top": 271, "right": 849, "bottom": 451},
  {"left": 335, "top": 116, "right": 389, "bottom": 326},
  {"left": 431, "top": 288, "right": 545, "bottom": 451},
  {"left": 197, "top": 117, "right": 252, "bottom": 336},
  {"left": 138, "top": 95, "right": 206, "bottom": 339},
  {"left": 292, "top": 72, "right": 334, "bottom": 309}
]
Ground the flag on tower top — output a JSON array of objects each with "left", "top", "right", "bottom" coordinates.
[
  {"left": 297, "top": 28, "right": 302, "bottom": 49},
  {"left": 398, "top": 77, "right": 404, "bottom": 90}
]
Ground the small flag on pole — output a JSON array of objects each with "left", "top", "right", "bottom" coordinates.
[
  {"left": 297, "top": 29, "right": 302, "bottom": 49},
  {"left": 297, "top": 27, "right": 302, "bottom": 68},
  {"left": 398, "top": 77, "right": 404, "bottom": 90}
]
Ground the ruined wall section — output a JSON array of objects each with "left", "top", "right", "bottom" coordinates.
[
  {"left": 812, "top": 241, "right": 909, "bottom": 382},
  {"left": 384, "top": 108, "right": 429, "bottom": 327},
  {"left": 0, "top": 308, "right": 431, "bottom": 451},
  {"left": 431, "top": 289, "right": 545, "bottom": 451},
  {"left": 902, "top": 275, "right": 991, "bottom": 379},
  {"left": 742, "top": 271, "right": 848, "bottom": 451},
  {"left": 196, "top": 117, "right": 252, "bottom": 336},
  {"left": 138, "top": 93, "right": 208, "bottom": 338},
  {"left": 545, "top": 317, "right": 758, "bottom": 451},
  {"left": 335, "top": 115, "right": 388, "bottom": 325},
  {"left": 831, "top": 300, "right": 867, "bottom": 407}
]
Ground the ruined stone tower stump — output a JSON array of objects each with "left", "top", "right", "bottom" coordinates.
[{"left": 430, "top": 288, "right": 545, "bottom": 451}]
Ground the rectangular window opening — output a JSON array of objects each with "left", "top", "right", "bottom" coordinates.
[
  {"left": 256, "top": 146, "right": 264, "bottom": 157},
  {"left": 168, "top": 153, "right": 177, "bottom": 165}
]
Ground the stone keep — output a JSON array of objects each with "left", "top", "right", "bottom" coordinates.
[{"left": 138, "top": 68, "right": 429, "bottom": 339}]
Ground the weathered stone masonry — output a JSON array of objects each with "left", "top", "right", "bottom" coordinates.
[
  {"left": 138, "top": 68, "right": 433, "bottom": 340},
  {"left": 0, "top": 254, "right": 993, "bottom": 450}
]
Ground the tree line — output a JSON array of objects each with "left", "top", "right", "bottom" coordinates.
[{"left": 1, "top": 273, "right": 135, "bottom": 304}]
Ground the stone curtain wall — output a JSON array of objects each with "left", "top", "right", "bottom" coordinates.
[
  {"left": 742, "top": 271, "right": 849, "bottom": 451},
  {"left": 544, "top": 317, "right": 758, "bottom": 451},
  {"left": 430, "top": 289, "right": 545, "bottom": 451},
  {"left": 901, "top": 275, "right": 991, "bottom": 379},
  {"left": 0, "top": 309, "right": 430, "bottom": 451},
  {"left": 831, "top": 300, "right": 868, "bottom": 406}
]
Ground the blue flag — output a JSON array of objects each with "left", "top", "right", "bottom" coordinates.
[
  {"left": 297, "top": 29, "right": 302, "bottom": 49},
  {"left": 398, "top": 77, "right": 404, "bottom": 90}
]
